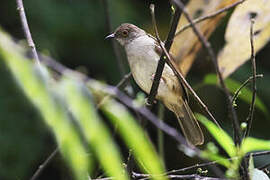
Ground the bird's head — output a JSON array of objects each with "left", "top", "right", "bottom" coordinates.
[{"left": 105, "top": 23, "right": 146, "bottom": 46}]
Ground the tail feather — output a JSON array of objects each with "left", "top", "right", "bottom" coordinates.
[{"left": 171, "top": 101, "right": 204, "bottom": 146}]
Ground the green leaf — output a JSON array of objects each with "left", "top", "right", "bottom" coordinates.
[
  {"left": 61, "top": 78, "right": 129, "bottom": 180},
  {"left": 0, "top": 29, "right": 90, "bottom": 179},
  {"left": 195, "top": 113, "right": 237, "bottom": 157},
  {"left": 203, "top": 74, "right": 268, "bottom": 116},
  {"left": 100, "top": 97, "right": 167, "bottom": 180},
  {"left": 200, "top": 150, "right": 231, "bottom": 168},
  {"left": 241, "top": 137, "right": 270, "bottom": 155}
]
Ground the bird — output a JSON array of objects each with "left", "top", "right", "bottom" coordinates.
[{"left": 106, "top": 23, "right": 204, "bottom": 145}]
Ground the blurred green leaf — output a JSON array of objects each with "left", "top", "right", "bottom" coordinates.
[
  {"left": 241, "top": 137, "right": 270, "bottom": 155},
  {"left": 203, "top": 74, "right": 268, "bottom": 116},
  {"left": 100, "top": 97, "right": 167, "bottom": 180},
  {"left": 200, "top": 150, "right": 231, "bottom": 168},
  {"left": 61, "top": 78, "right": 129, "bottom": 180},
  {"left": 195, "top": 113, "right": 237, "bottom": 157},
  {"left": 0, "top": 29, "right": 90, "bottom": 179}
]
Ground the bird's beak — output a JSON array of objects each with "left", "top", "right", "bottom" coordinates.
[{"left": 105, "top": 33, "right": 115, "bottom": 40}]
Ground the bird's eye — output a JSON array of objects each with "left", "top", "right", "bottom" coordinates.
[{"left": 122, "top": 30, "right": 128, "bottom": 37}]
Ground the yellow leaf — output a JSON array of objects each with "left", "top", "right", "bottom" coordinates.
[
  {"left": 171, "top": 0, "right": 240, "bottom": 76},
  {"left": 218, "top": 0, "right": 270, "bottom": 78}
]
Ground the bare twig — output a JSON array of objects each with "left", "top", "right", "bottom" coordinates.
[
  {"left": 132, "top": 171, "right": 225, "bottom": 180},
  {"left": 16, "top": 0, "right": 40, "bottom": 65},
  {"left": 175, "top": 0, "right": 246, "bottom": 37},
  {"left": 147, "top": 4, "right": 181, "bottom": 106},
  {"left": 30, "top": 148, "right": 58, "bottom": 180},
  {"left": 132, "top": 150, "right": 270, "bottom": 179},
  {"left": 232, "top": 74, "right": 263, "bottom": 106},
  {"left": 93, "top": 150, "right": 270, "bottom": 180},
  {"left": 150, "top": 4, "right": 221, "bottom": 129},
  {"left": 244, "top": 19, "right": 257, "bottom": 138},
  {"left": 172, "top": 0, "right": 241, "bottom": 145},
  {"left": 102, "top": 0, "right": 126, "bottom": 76}
]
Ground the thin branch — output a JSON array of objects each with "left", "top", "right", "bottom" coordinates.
[
  {"left": 30, "top": 148, "right": 59, "bottom": 180},
  {"left": 172, "top": 0, "right": 241, "bottom": 145},
  {"left": 147, "top": 4, "right": 181, "bottom": 106},
  {"left": 244, "top": 18, "right": 257, "bottom": 138},
  {"left": 150, "top": 4, "right": 221, "bottom": 129},
  {"left": 132, "top": 150, "right": 270, "bottom": 179},
  {"left": 102, "top": 0, "right": 126, "bottom": 76},
  {"left": 132, "top": 171, "right": 225, "bottom": 180},
  {"left": 232, "top": 74, "right": 263, "bottom": 106},
  {"left": 93, "top": 150, "right": 270, "bottom": 180},
  {"left": 175, "top": 0, "right": 246, "bottom": 37},
  {"left": 16, "top": 0, "right": 40, "bottom": 65}
]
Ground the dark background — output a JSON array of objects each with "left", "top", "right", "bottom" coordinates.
[{"left": 0, "top": 0, "right": 270, "bottom": 179}]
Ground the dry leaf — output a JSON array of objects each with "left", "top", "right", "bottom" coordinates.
[
  {"left": 170, "top": 0, "right": 240, "bottom": 76},
  {"left": 218, "top": 0, "right": 270, "bottom": 78}
]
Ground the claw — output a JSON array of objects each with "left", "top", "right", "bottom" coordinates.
[{"left": 151, "top": 74, "right": 165, "bottom": 84}]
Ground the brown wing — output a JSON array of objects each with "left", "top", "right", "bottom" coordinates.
[{"left": 149, "top": 33, "right": 189, "bottom": 101}]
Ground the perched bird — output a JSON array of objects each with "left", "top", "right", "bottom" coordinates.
[{"left": 106, "top": 23, "right": 204, "bottom": 145}]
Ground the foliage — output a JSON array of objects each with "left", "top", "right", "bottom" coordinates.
[
  {"left": 196, "top": 113, "right": 270, "bottom": 179},
  {"left": 0, "top": 0, "right": 270, "bottom": 179},
  {"left": 204, "top": 74, "right": 268, "bottom": 117},
  {"left": 0, "top": 29, "right": 167, "bottom": 180}
]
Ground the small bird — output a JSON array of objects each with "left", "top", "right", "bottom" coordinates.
[{"left": 106, "top": 23, "right": 204, "bottom": 145}]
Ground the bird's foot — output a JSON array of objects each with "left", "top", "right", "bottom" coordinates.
[
  {"left": 145, "top": 98, "right": 157, "bottom": 106},
  {"left": 151, "top": 74, "right": 165, "bottom": 83}
]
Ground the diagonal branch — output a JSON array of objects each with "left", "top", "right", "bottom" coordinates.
[
  {"left": 244, "top": 18, "right": 257, "bottom": 138},
  {"left": 30, "top": 148, "right": 59, "bottom": 180},
  {"left": 16, "top": 0, "right": 40, "bottom": 65},
  {"left": 147, "top": 3, "right": 181, "bottom": 106},
  {"left": 232, "top": 74, "right": 263, "bottom": 107},
  {"left": 150, "top": 4, "right": 221, "bottom": 129},
  {"left": 175, "top": 0, "right": 246, "bottom": 37}
]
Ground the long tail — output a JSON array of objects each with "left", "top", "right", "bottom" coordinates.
[{"left": 171, "top": 101, "right": 204, "bottom": 146}]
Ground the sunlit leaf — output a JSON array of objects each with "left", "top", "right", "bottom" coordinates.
[
  {"left": 170, "top": 0, "right": 240, "bottom": 76},
  {"left": 61, "top": 78, "right": 129, "bottom": 180},
  {"left": 0, "top": 29, "right": 90, "bottom": 179},
  {"left": 241, "top": 137, "right": 270, "bottom": 155},
  {"left": 195, "top": 113, "right": 237, "bottom": 157},
  {"left": 204, "top": 74, "right": 268, "bottom": 116},
  {"left": 218, "top": 0, "right": 270, "bottom": 78},
  {"left": 200, "top": 150, "right": 231, "bottom": 168}
]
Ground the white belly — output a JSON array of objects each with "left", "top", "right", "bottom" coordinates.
[{"left": 125, "top": 35, "right": 177, "bottom": 102}]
